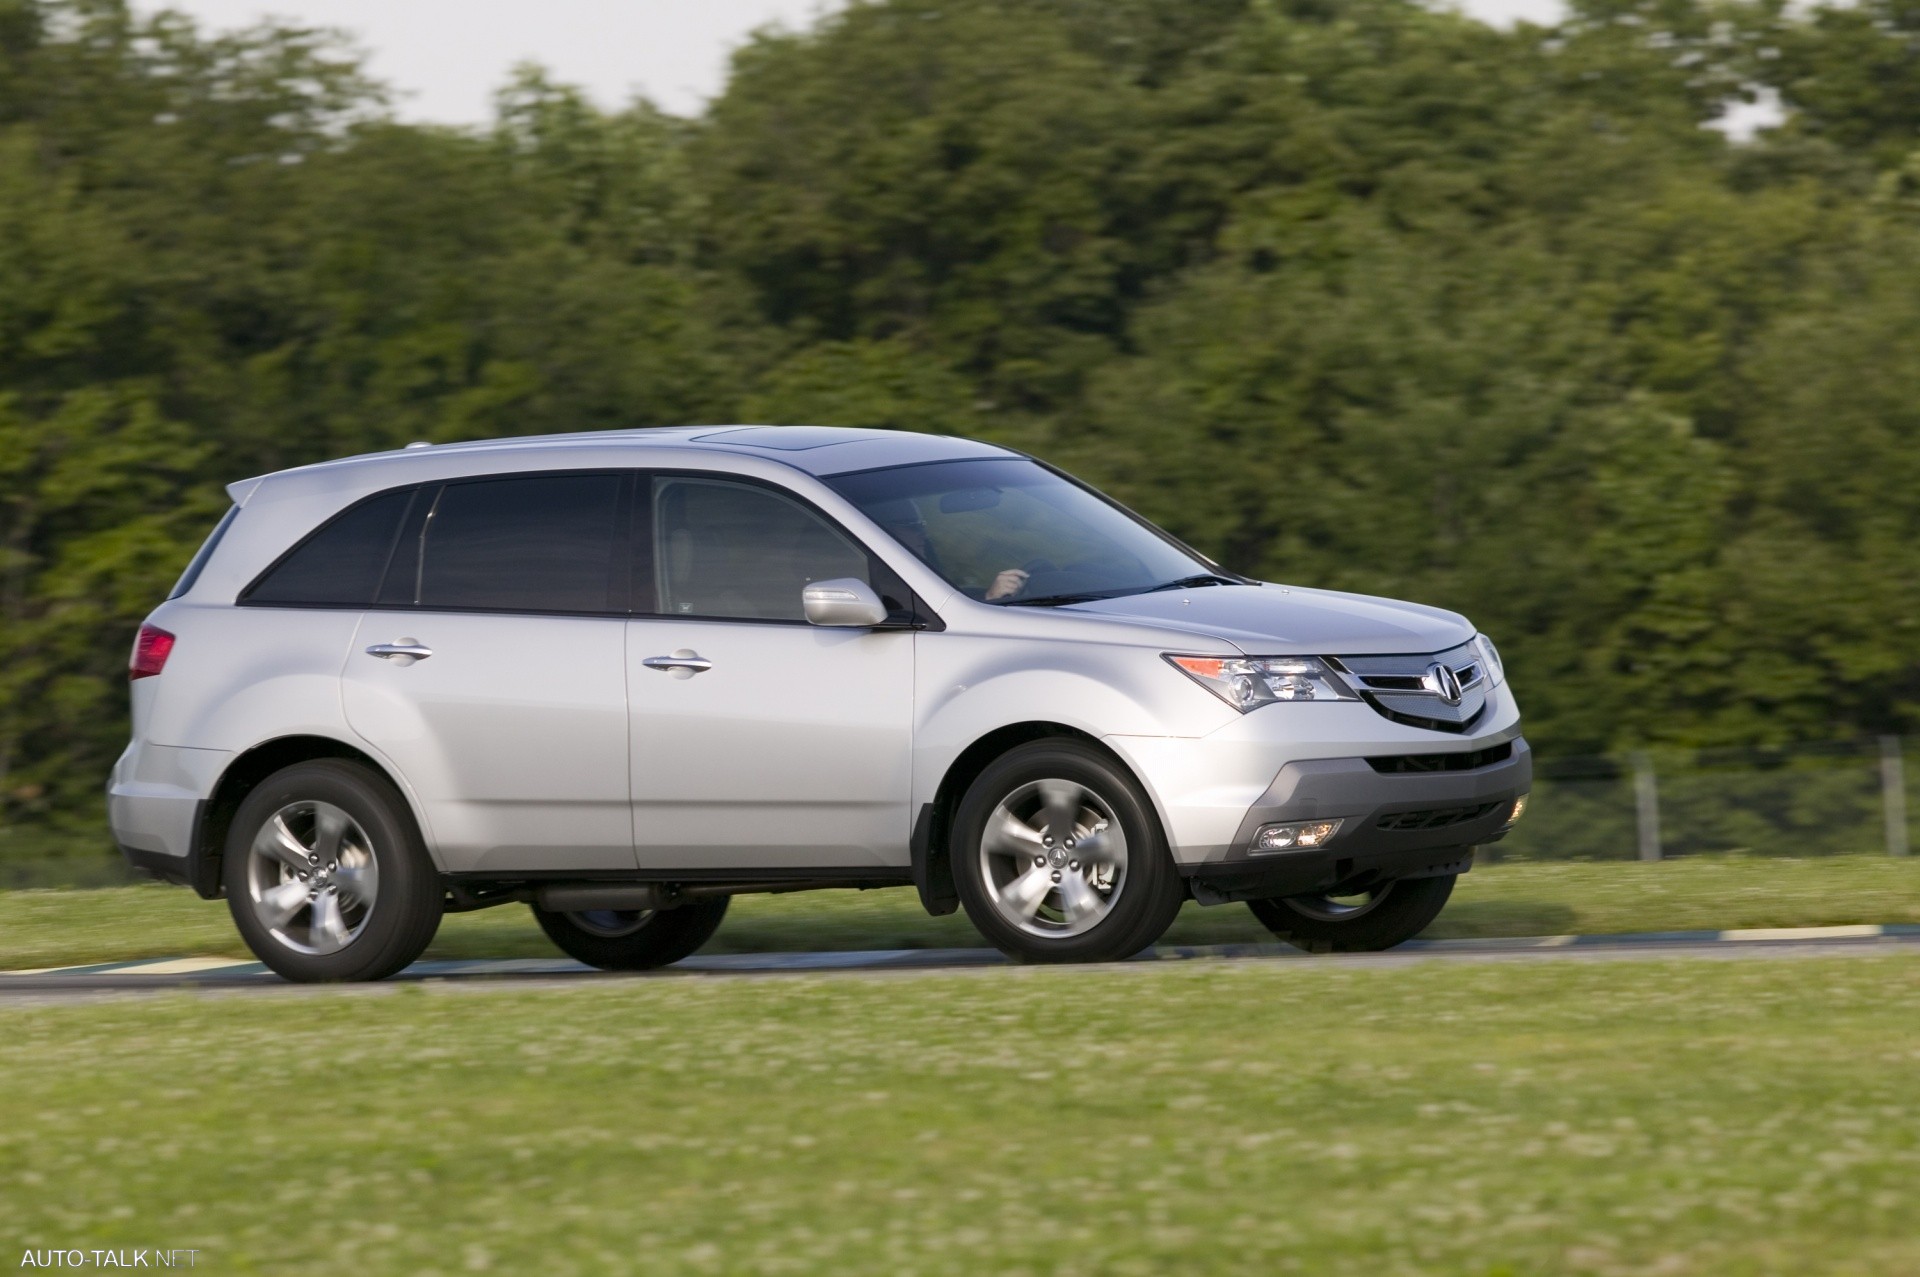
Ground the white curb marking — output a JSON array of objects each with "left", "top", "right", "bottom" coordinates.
[
  {"left": 117, "top": 957, "right": 259, "bottom": 975},
  {"left": 1718, "top": 924, "right": 1886, "bottom": 942}
]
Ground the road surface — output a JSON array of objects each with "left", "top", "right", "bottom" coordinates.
[{"left": 3, "top": 924, "right": 1916, "bottom": 1001}]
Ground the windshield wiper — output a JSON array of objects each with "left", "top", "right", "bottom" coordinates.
[
  {"left": 1001, "top": 591, "right": 1119, "bottom": 608},
  {"left": 1005, "top": 575, "right": 1241, "bottom": 607},
  {"left": 1005, "top": 575, "right": 1242, "bottom": 607},
  {"left": 1140, "top": 573, "right": 1241, "bottom": 593}
]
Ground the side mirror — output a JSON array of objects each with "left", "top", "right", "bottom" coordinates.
[{"left": 802, "top": 577, "right": 889, "bottom": 628}]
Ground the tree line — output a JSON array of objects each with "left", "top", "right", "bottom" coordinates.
[{"left": 3, "top": 0, "right": 1918, "bottom": 839}]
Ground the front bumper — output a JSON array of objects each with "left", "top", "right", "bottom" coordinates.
[
  {"left": 1108, "top": 681, "right": 1529, "bottom": 866},
  {"left": 1213, "top": 738, "right": 1530, "bottom": 864},
  {"left": 1181, "top": 739, "right": 1529, "bottom": 901}
]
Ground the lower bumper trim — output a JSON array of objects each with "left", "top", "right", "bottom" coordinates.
[
  {"left": 119, "top": 844, "right": 197, "bottom": 890},
  {"left": 117, "top": 796, "right": 219, "bottom": 897},
  {"left": 1186, "top": 846, "right": 1475, "bottom": 905}
]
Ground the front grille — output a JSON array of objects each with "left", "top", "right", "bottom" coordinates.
[
  {"left": 1375, "top": 802, "right": 1501, "bottom": 832},
  {"left": 1334, "top": 641, "right": 1488, "bottom": 734},
  {"left": 1353, "top": 664, "right": 1482, "bottom": 694},
  {"left": 1366, "top": 742, "right": 1513, "bottom": 774}
]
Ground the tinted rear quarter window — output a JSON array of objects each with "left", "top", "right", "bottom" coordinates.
[
  {"left": 242, "top": 489, "right": 415, "bottom": 607},
  {"left": 168, "top": 505, "right": 239, "bottom": 600},
  {"left": 417, "top": 474, "right": 624, "bottom": 614}
]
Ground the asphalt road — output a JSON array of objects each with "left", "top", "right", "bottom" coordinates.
[{"left": 3, "top": 926, "right": 1917, "bottom": 1002}]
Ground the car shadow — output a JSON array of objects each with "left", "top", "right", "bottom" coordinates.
[{"left": 1424, "top": 900, "right": 1580, "bottom": 940}]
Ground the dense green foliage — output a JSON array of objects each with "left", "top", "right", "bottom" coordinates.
[{"left": 3, "top": 0, "right": 1919, "bottom": 834}]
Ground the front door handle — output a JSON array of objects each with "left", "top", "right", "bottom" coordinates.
[
  {"left": 641, "top": 650, "right": 713, "bottom": 677},
  {"left": 367, "top": 640, "right": 433, "bottom": 661}
]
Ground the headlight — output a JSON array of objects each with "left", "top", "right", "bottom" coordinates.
[
  {"left": 1165, "top": 654, "right": 1359, "bottom": 711},
  {"left": 1475, "top": 633, "right": 1505, "bottom": 687}
]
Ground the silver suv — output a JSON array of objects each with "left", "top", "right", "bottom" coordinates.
[{"left": 110, "top": 427, "right": 1530, "bottom": 981}]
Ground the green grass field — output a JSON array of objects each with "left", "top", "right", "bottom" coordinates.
[
  {"left": 4, "top": 955, "right": 1917, "bottom": 1275},
  {"left": 3, "top": 855, "right": 1918, "bottom": 971}
]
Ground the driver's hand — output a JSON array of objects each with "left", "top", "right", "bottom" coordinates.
[{"left": 985, "top": 569, "right": 1029, "bottom": 601}]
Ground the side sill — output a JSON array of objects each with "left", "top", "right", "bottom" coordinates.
[{"left": 441, "top": 866, "right": 915, "bottom": 889}]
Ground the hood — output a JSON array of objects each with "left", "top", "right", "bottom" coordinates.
[{"left": 1060, "top": 583, "right": 1473, "bottom": 656}]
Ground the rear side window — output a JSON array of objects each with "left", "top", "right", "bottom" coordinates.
[
  {"left": 242, "top": 489, "right": 415, "bottom": 607},
  {"left": 414, "top": 474, "right": 624, "bottom": 614},
  {"left": 168, "top": 505, "right": 239, "bottom": 600}
]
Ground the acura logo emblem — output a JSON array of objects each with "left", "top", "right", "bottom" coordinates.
[{"left": 1423, "top": 662, "right": 1464, "bottom": 706}]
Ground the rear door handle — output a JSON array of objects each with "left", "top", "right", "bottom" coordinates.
[
  {"left": 367, "top": 640, "right": 433, "bottom": 661},
  {"left": 641, "top": 651, "right": 712, "bottom": 676}
]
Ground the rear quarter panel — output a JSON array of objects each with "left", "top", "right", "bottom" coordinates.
[{"left": 140, "top": 601, "right": 361, "bottom": 753}]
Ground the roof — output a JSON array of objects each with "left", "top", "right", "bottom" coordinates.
[{"left": 228, "top": 426, "right": 1014, "bottom": 504}]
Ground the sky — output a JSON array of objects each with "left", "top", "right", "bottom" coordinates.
[{"left": 130, "top": 0, "right": 1570, "bottom": 124}]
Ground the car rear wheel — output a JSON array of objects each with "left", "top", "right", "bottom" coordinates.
[
  {"left": 1246, "top": 873, "right": 1457, "bottom": 953},
  {"left": 531, "top": 896, "right": 730, "bottom": 970},
  {"left": 951, "top": 740, "right": 1184, "bottom": 964},
  {"left": 223, "top": 759, "right": 443, "bottom": 982}
]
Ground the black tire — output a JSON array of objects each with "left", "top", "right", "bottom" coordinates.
[
  {"left": 950, "top": 740, "right": 1184, "bottom": 964},
  {"left": 1246, "top": 873, "right": 1457, "bottom": 953},
  {"left": 223, "top": 759, "right": 444, "bottom": 982},
  {"left": 532, "top": 896, "right": 730, "bottom": 970}
]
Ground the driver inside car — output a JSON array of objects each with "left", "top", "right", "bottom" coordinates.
[{"left": 872, "top": 501, "right": 1028, "bottom": 601}]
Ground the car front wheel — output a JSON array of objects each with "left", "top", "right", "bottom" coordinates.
[
  {"left": 951, "top": 740, "right": 1184, "bottom": 964},
  {"left": 1246, "top": 873, "right": 1457, "bottom": 953}
]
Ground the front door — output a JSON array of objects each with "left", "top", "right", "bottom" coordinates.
[
  {"left": 627, "top": 474, "right": 915, "bottom": 871},
  {"left": 341, "top": 472, "right": 635, "bottom": 875}
]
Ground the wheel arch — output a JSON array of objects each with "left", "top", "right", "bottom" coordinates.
[
  {"left": 912, "top": 721, "right": 1166, "bottom": 917},
  {"left": 190, "top": 735, "right": 423, "bottom": 899}
]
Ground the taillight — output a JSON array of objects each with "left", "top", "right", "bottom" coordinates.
[{"left": 130, "top": 624, "right": 175, "bottom": 680}]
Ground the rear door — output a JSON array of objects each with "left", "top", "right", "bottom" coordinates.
[
  {"left": 626, "top": 473, "right": 916, "bottom": 872},
  {"left": 341, "top": 472, "right": 637, "bottom": 875}
]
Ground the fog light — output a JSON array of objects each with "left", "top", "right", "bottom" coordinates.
[
  {"left": 1252, "top": 819, "right": 1344, "bottom": 854},
  {"left": 1502, "top": 794, "right": 1529, "bottom": 829}
]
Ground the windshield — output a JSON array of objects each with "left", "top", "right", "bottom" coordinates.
[{"left": 825, "top": 457, "right": 1224, "bottom": 605}]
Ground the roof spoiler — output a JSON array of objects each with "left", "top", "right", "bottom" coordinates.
[{"left": 226, "top": 476, "right": 265, "bottom": 506}]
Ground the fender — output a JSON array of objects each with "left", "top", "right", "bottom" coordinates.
[
  {"left": 191, "top": 732, "right": 437, "bottom": 898},
  {"left": 906, "top": 635, "right": 1238, "bottom": 915}
]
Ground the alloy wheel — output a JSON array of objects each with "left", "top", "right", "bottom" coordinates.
[
  {"left": 977, "top": 778, "right": 1129, "bottom": 938},
  {"left": 243, "top": 800, "right": 379, "bottom": 956}
]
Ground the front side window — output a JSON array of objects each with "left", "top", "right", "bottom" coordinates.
[
  {"left": 413, "top": 474, "right": 624, "bottom": 614},
  {"left": 825, "top": 458, "right": 1217, "bottom": 605},
  {"left": 653, "top": 477, "right": 870, "bottom": 621}
]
